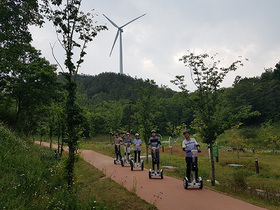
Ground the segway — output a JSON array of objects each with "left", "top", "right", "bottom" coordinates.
[
  {"left": 183, "top": 150, "right": 203, "bottom": 189},
  {"left": 121, "top": 143, "right": 131, "bottom": 167},
  {"left": 113, "top": 144, "right": 123, "bottom": 165},
  {"left": 149, "top": 147, "right": 163, "bottom": 179},
  {"left": 130, "top": 144, "right": 144, "bottom": 171}
]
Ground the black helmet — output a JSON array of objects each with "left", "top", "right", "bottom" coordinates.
[
  {"left": 135, "top": 133, "right": 140, "bottom": 136},
  {"left": 151, "top": 130, "right": 156, "bottom": 133},
  {"left": 183, "top": 130, "right": 190, "bottom": 135}
]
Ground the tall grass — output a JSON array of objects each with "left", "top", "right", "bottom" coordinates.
[{"left": 0, "top": 124, "right": 104, "bottom": 209}]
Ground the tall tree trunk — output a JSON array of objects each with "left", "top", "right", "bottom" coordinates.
[
  {"left": 49, "top": 127, "right": 53, "bottom": 149},
  {"left": 67, "top": 141, "right": 75, "bottom": 191},
  {"left": 209, "top": 142, "right": 216, "bottom": 186},
  {"left": 65, "top": 78, "right": 78, "bottom": 192},
  {"left": 57, "top": 135, "right": 60, "bottom": 154}
]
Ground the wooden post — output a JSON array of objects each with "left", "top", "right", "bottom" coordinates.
[
  {"left": 255, "top": 158, "right": 259, "bottom": 174},
  {"left": 170, "top": 146, "right": 172, "bottom": 155},
  {"left": 162, "top": 146, "right": 164, "bottom": 152}
]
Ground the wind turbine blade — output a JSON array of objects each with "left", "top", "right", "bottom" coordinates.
[
  {"left": 103, "top": 14, "right": 119, "bottom": 28},
  {"left": 109, "top": 30, "right": 120, "bottom": 57},
  {"left": 121, "top": 13, "right": 146, "bottom": 28}
]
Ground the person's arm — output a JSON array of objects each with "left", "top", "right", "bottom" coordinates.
[
  {"left": 157, "top": 137, "right": 161, "bottom": 149},
  {"left": 182, "top": 140, "right": 186, "bottom": 151},
  {"left": 195, "top": 139, "right": 201, "bottom": 152}
]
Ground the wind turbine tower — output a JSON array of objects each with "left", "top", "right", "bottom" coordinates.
[{"left": 103, "top": 13, "right": 146, "bottom": 74}]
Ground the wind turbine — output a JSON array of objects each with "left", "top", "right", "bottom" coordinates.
[{"left": 103, "top": 13, "right": 146, "bottom": 74}]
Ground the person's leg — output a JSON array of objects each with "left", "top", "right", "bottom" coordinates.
[
  {"left": 152, "top": 150, "right": 155, "bottom": 171},
  {"left": 128, "top": 147, "right": 131, "bottom": 160},
  {"left": 186, "top": 157, "right": 192, "bottom": 181},
  {"left": 134, "top": 150, "right": 137, "bottom": 162},
  {"left": 118, "top": 145, "right": 122, "bottom": 159},
  {"left": 156, "top": 150, "right": 160, "bottom": 171},
  {"left": 124, "top": 146, "right": 127, "bottom": 159},
  {"left": 115, "top": 145, "right": 118, "bottom": 160},
  {"left": 138, "top": 151, "right": 141, "bottom": 162}
]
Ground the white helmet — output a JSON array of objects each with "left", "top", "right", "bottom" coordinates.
[{"left": 135, "top": 133, "right": 140, "bottom": 136}]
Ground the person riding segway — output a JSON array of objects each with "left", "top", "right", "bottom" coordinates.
[
  {"left": 130, "top": 133, "right": 144, "bottom": 171},
  {"left": 182, "top": 130, "right": 203, "bottom": 189},
  {"left": 122, "top": 132, "right": 132, "bottom": 167},
  {"left": 148, "top": 130, "right": 163, "bottom": 179},
  {"left": 110, "top": 132, "right": 123, "bottom": 165}
]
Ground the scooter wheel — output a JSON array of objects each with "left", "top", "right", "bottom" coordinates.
[
  {"left": 149, "top": 171, "right": 151, "bottom": 179},
  {"left": 199, "top": 180, "right": 203, "bottom": 189},
  {"left": 121, "top": 159, "right": 124, "bottom": 167},
  {"left": 114, "top": 159, "right": 116, "bottom": 164},
  {"left": 131, "top": 162, "right": 133, "bottom": 171},
  {"left": 141, "top": 162, "right": 144, "bottom": 171},
  {"left": 183, "top": 178, "right": 188, "bottom": 189},
  {"left": 161, "top": 170, "right": 163, "bottom": 179}
]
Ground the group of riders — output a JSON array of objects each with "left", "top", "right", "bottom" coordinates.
[{"left": 110, "top": 129, "right": 202, "bottom": 182}]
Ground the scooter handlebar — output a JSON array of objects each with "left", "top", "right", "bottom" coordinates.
[{"left": 191, "top": 149, "right": 198, "bottom": 153}]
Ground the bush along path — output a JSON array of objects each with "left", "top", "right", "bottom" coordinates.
[{"left": 37, "top": 142, "right": 266, "bottom": 210}]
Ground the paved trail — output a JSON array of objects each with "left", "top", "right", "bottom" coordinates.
[{"left": 37, "top": 142, "right": 266, "bottom": 210}]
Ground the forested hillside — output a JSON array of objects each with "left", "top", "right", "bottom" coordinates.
[
  {"left": 2, "top": 64, "right": 280, "bottom": 138},
  {"left": 65, "top": 62, "right": 280, "bottom": 137},
  {"left": 60, "top": 73, "right": 175, "bottom": 105}
]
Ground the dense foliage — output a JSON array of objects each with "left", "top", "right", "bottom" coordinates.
[{"left": 0, "top": 124, "right": 106, "bottom": 209}]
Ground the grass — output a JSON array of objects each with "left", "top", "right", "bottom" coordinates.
[
  {"left": 0, "top": 124, "right": 155, "bottom": 210},
  {"left": 79, "top": 134, "right": 280, "bottom": 210},
  {"left": 75, "top": 157, "right": 156, "bottom": 210}
]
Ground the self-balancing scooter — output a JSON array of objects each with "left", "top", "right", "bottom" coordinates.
[
  {"left": 183, "top": 150, "right": 203, "bottom": 189},
  {"left": 130, "top": 144, "right": 144, "bottom": 171},
  {"left": 121, "top": 143, "right": 131, "bottom": 167},
  {"left": 113, "top": 144, "right": 123, "bottom": 165},
  {"left": 149, "top": 147, "right": 163, "bottom": 179}
]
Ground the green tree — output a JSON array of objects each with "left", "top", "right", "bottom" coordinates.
[
  {"left": 259, "top": 120, "right": 280, "bottom": 151},
  {"left": 0, "top": 0, "right": 59, "bottom": 133},
  {"left": 228, "top": 123, "right": 250, "bottom": 159},
  {"left": 41, "top": 0, "right": 107, "bottom": 191},
  {"left": 173, "top": 52, "right": 247, "bottom": 185},
  {"left": 135, "top": 80, "right": 157, "bottom": 163}
]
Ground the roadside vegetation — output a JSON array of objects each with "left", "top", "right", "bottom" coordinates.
[{"left": 0, "top": 124, "right": 155, "bottom": 209}]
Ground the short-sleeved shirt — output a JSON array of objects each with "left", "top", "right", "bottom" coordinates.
[
  {"left": 114, "top": 137, "right": 123, "bottom": 145},
  {"left": 123, "top": 137, "right": 132, "bottom": 147},
  {"left": 149, "top": 136, "right": 161, "bottom": 148},
  {"left": 182, "top": 138, "right": 199, "bottom": 157},
  {"left": 133, "top": 139, "right": 142, "bottom": 151}
]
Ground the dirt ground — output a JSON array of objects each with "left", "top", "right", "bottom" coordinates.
[{"left": 36, "top": 142, "right": 266, "bottom": 210}]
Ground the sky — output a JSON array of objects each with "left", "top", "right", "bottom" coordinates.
[{"left": 30, "top": 0, "right": 280, "bottom": 91}]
